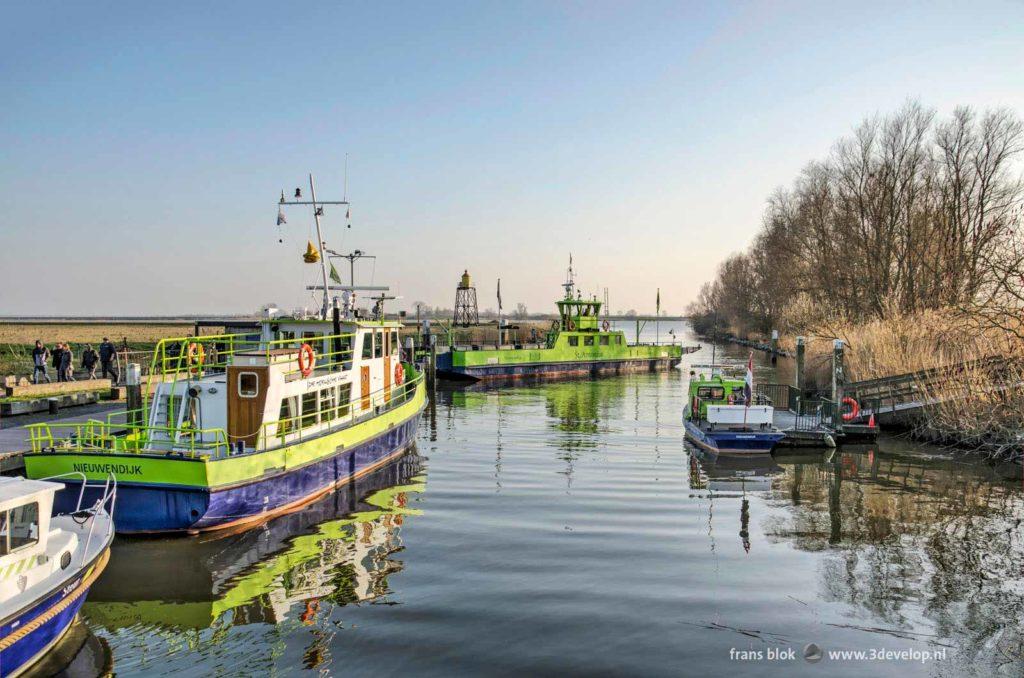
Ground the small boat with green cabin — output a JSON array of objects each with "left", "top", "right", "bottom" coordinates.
[
  {"left": 436, "top": 265, "right": 697, "bottom": 382},
  {"left": 683, "top": 359, "right": 785, "bottom": 455}
]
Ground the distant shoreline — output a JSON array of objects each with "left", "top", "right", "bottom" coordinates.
[{"left": 0, "top": 315, "right": 690, "bottom": 325}]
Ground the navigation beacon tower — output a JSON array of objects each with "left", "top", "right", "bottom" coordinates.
[{"left": 453, "top": 269, "right": 479, "bottom": 327}]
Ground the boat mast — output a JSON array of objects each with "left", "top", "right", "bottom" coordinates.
[
  {"left": 309, "top": 174, "right": 330, "bottom": 319},
  {"left": 277, "top": 172, "right": 350, "bottom": 319}
]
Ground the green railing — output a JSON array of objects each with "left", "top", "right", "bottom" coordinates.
[
  {"left": 26, "top": 420, "right": 230, "bottom": 458},
  {"left": 27, "top": 364, "right": 423, "bottom": 460}
]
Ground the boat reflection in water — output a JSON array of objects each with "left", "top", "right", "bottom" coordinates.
[
  {"left": 688, "top": 447, "right": 784, "bottom": 494},
  {"left": 83, "top": 451, "right": 424, "bottom": 636},
  {"left": 22, "top": 619, "right": 113, "bottom": 678}
]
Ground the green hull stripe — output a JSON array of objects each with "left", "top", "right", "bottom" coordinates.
[{"left": 25, "top": 383, "right": 426, "bottom": 490}]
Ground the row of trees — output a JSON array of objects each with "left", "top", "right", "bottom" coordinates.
[{"left": 689, "top": 102, "right": 1024, "bottom": 338}]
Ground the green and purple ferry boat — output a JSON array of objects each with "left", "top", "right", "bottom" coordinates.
[
  {"left": 22, "top": 177, "right": 426, "bottom": 535},
  {"left": 437, "top": 267, "right": 697, "bottom": 382}
]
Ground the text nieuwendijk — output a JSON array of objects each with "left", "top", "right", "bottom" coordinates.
[{"left": 71, "top": 462, "right": 143, "bottom": 476}]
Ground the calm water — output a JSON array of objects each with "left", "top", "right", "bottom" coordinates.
[{"left": 55, "top": 322, "right": 1024, "bottom": 676}]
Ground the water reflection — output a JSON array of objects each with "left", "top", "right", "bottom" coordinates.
[
  {"left": 24, "top": 619, "right": 113, "bottom": 678},
  {"left": 84, "top": 452, "right": 424, "bottom": 638},
  {"left": 762, "top": 447, "right": 1024, "bottom": 672}
]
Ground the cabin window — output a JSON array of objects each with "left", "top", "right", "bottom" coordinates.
[
  {"left": 3, "top": 502, "right": 39, "bottom": 553},
  {"left": 374, "top": 331, "right": 384, "bottom": 359},
  {"left": 568, "top": 336, "right": 579, "bottom": 347},
  {"left": 320, "top": 387, "right": 336, "bottom": 421},
  {"left": 280, "top": 330, "right": 296, "bottom": 347},
  {"left": 238, "top": 372, "right": 259, "bottom": 398},
  {"left": 277, "top": 396, "right": 298, "bottom": 438},
  {"left": 696, "top": 386, "right": 725, "bottom": 399},
  {"left": 339, "top": 335, "right": 354, "bottom": 370},
  {"left": 391, "top": 332, "right": 400, "bottom": 356},
  {"left": 616, "top": 336, "right": 622, "bottom": 345},
  {"left": 599, "top": 335, "right": 609, "bottom": 346},
  {"left": 338, "top": 383, "right": 352, "bottom": 419},
  {"left": 362, "top": 333, "right": 373, "bottom": 360},
  {"left": 584, "top": 336, "right": 595, "bottom": 346},
  {"left": 302, "top": 391, "right": 319, "bottom": 428}
]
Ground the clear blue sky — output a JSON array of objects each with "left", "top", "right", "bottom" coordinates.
[{"left": 2, "top": 1, "right": 1023, "bottom": 316}]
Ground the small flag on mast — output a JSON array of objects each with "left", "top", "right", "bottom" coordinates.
[
  {"left": 276, "top": 208, "right": 287, "bottom": 226},
  {"left": 329, "top": 262, "right": 343, "bottom": 284}
]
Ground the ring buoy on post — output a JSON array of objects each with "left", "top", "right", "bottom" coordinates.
[
  {"left": 394, "top": 362, "right": 405, "bottom": 385},
  {"left": 298, "top": 343, "right": 316, "bottom": 377},
  {"left": 841, "top": 396, "right": 860, "bottom": 422},
  {"left": 187, "top": 342, "right": 205, "bottom": 375},
  {"left": 602, "top": 320, "right": 610, "bottom": 331}
]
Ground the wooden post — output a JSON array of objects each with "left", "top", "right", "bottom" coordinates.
[
  {"left": 795, "top": 336, "right": 805, "bottom": 391},
  {"left": 831, "top": 339, "right": 845, "bottom": 406},
  {"left": 770, "top": 329, "right": 779, "bottom": 365},
  {"left": 428, "top": 342, "right": 437, "bottom": 390},
  {"left": 126, "top": 363, "right": 143, "bottom": 427}
]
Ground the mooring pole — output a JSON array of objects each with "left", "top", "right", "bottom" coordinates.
[
  {"left": 795, "top": 336, "right": 806, "bottom": 391},
  {"left": 126, "top": 363, "right": 143, "bottom": 427},
  {"left": 770, "top": 329, "right": 779, "bottom": 365},
  {"left": 831, "top": 338, "right": 845, "bottom": 410},
  {"left": 428, "top": 341, "right": 437, "bottom": 391}
]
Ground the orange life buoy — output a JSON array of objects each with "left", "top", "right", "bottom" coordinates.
[
  {"left": 300, "top": 599, "right": 320, "bottom": 624},
  {"left": 394, "top": 362, "right": 405, "bottom": 385},
  {"left": 298, "top": 343, "right": 316, "bottom": 377},
  {"left": 187, "top": 342, "right": 204, "bottom": 375},
  {"left": 841, "top": 396, "right": 860, "bottom": 422},
  {"left": 727, "top": 393, "right": 736, "bottom": 405}
]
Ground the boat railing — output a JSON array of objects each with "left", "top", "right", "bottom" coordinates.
[
  {"left": 26, "top": 366, "right": 424, "bottom": 460},
  {"left": 39, "top": 471, "right": 116, "bottom": 565},
  {"left": 258, "top": 367, "right": 425, "bottom": 452},
  {"left": 26, "top": 419, "right": 230, "bottom": 458},
  {"left": 38, "top": 471, "right": 89, "bottom": 512},
  {"left": 148, "top": 331, "right": 360, "bottom": 382}
]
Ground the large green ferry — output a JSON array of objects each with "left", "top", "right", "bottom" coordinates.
[{"left": 436, "top": 267, "right": 697, "bottom": 382}]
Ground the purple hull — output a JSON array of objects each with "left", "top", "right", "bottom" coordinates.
[{"left": 52, "top": 407, "right": 423, "bottom": 534}]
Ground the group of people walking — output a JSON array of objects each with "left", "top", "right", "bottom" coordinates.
[{"left": 31, "top": 338, "right": 120, "bottom": 384}]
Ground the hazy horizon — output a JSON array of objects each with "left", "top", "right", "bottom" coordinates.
[{"left": 3, "top": 2, "right": 1023, "bottom": 316}]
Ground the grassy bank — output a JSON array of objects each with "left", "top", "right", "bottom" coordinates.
[{"left": 0, "top": 323, "right": 214, "bottom": 379}]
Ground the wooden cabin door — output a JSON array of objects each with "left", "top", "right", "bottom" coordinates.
[
  {"left": 227, "top": 366, "right": 268, "bottom": 450},
  {"left": 384, "top": 354, "right": 392, "bottom": 403},
  {"left": 361, "top": 365, "right": 371, "bottom": 410}
]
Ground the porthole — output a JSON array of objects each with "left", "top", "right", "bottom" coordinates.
[{"left": 60, "top": 551, "right": 72, "bottom": 570}]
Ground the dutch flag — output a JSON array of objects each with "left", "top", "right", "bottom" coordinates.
[{"left": 744, "top": 351, "right": 753, "bottom": 407}]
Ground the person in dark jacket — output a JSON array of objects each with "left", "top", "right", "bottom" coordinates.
[
  {"left": 82, "top": 344, "right": 99, "bottom": 379},
  {"left": 99, "top": 337, "right": 119, "bottom": 383},
  {"left": 52, "top": 343, "right": 65, "bottom": 382},
  {"left": 31, "top": 340, "right": 51, "bottom": 384},
  {"left": 61, "top": 343, "right": 75, "bottom": 382}
]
